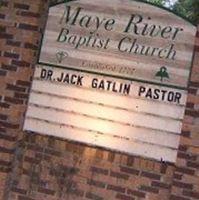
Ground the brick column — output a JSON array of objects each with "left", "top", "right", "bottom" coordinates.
[
  {"left": 170, "top": 25, "right": 199, "bottom": 200},
  {"left": 0, "top": 1, "right": 48, "bottom": 199},
  {"left": 0, "top": 1, "right": 198, "bottom": 200}
]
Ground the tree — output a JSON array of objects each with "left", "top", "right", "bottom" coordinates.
[
  {"left": 145, "top": 0, "right": 166, "bottom": 6},
  {"left": 172, "top": 0, "right": 199, "bottom": 24},
  {"left": 145, "top": 0, "right": 199, "bottom": 25},
  {"left": 144, "top": 0, "right": 180, "bottom": 7}
]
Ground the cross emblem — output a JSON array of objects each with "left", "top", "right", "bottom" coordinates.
[{"left": 56, "top": 51, "right": 68, "bottom": 63}]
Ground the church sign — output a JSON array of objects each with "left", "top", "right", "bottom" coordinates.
[{"left": 23, "top": 0, "right": 196, "bottom": 163}]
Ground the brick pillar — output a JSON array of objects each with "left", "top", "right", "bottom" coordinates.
[
  {"left": 0, "top": 1, "right": 177, "bottom": 197},
  {"left": 0, "top": 1, "right": 48, "bottom": 199},
  {"left": 0, "top": 1, "right": 198, "bottom": 200},
  {"left": 170, "top": 26, "right": 199, "bottom": 200}
]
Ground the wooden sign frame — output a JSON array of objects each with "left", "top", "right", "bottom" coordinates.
[{"left": 24, "top": 0, "right": 197, "bottom": 163}]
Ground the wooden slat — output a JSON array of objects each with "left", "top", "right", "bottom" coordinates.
[
  {"left": 65, "top": 0, "right": 192, "bottom": 28},
  {"left": 24, "top": 117, "right": 178, "bottom": 162},
  {"left": 47, "top": 11, "right": 196, "bottom": 45},
  {"left": 39, "top": 47, "right": 190, "bottom": 88},
  {"left": 41, "top": 30, "right": 193, "bottom": 71},
  {"left": 25, "top": 103, "right": 180, "bottom": 148},
  {"left": 26, "top": 103, "right": 182, "bottom": 134},
  {"left": 29, "top": 91, "right": 185, "bottom": 120},
  {"left": 34, "top": 65, "right": 188, "bottom": 106},
  {"left": 26, "top": 84, "right": 182, "bottom": 148}
]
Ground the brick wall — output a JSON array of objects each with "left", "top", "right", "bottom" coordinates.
[
  {"left": 169, "top": 27, "right": 199, "bottom": 200},
  {"left": 0, "top": 1, "right": 198, "bottom": 200},
  {"left": 0, "top": 0, "right": 48, "bottom": 199}
]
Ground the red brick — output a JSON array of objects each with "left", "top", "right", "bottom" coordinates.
[
  {"left": 18, "top": 23, "right": 38, "bottom": 31},
  {"left": 4, "top": 96, "right": 23, "bottom": 104},
  {"left": 181, "top": 131, "right": 191, "bottom": 137},
  {"left": 107, "top": 184, "right": 125, "bottom": 193},
  {"left": 0, "top": 13, "right": 5, "bottom": 19},
  {"left": 151, "top": 181, "right": 171, "bottom": 189},
  {"left": 24, "top": 156, "right": 40, "bottom": 164},
  {"left": 173, "top": 181, "right": 193, "bottom": 189},
  {"left": 0, "top": 160, "right": 11, "bottom": 167},
  {"left": 177, "top": 152, "right": 197, "bottom": 160},
  {"left": 0, "top": 33, "right": 13, "bottom": 39},
  {"left": 107, "top": 152, "right": 115, "bottom": 162},
  {"left": 14, "top": 92, "right": 29, "bottom": 99},
  {"left": 186, "top": 161, "right": 199, "bottom": 169},
  {"left": 120, "top": 166, "right": 139, "bottom": 175},
  {"left": 12, "top": 60, "right": 30, "bottom": 67},
  {"left": 6, "top": 40, "right": 21, "bottom": 47},
  {"left": 67, "top": 188, "right": 84, "bottom": 197},
  {"left": 116, "top": 193, "right": 135, "bottom": 200},
  {"left": 140, "top": 171, "right": 161, "bottom": 180},
  {"left": 186, "top": 102, "right": 194, "bottom": 109},
  {"left": 183, "top": 190, "right": 199, "bottom": 199},
  {"left": 6, "top": 84, "right": 26, "bottom": 92},
  {"left": 18, "top": 196, "right": 34, "bottom": 200},
  {"left": 14, "top": 3, "right": 30, "bottom": 10},
  {"left": 0, "top": 114, "right": 7, "bottom": 120},
  {"left": 4, "top": 52, "right": 19, "bottom": 59},
  {"left": 87, "top": 179, "right": 106, "bottom": 189},
  {"left": 0, "top": 166, "right": 11, "bottom": 173},
  {"left": 139, "top": 185, "right": 159, "bottom": 194},
  {"left": 0, "top": 133, "right": 16, "bottom": 141},
  {"left": 0, "top": 121, "right": 19, "bottom": 129},
  {"left": 24, "top": 42, "right": 38, "bottom": 50},
  {"left": 0, "top": 102, "right": 10, "bottom": 108},
  {"left": 0, "top": 1, "right": 8, "bottom": 7},
  {"left": 0, "top": 25, "right": 6, "bottom": 32},
  {"left": 110, "top": 170, "right": 129, "bottom": 180},
  {"left": 0, "top": 146, "right": 14, "bottom": 154},
  {"left": 178, "top": 145, "right": 188, "bottom": 152},
  {"left": 2, "top": 64, "right": 17, "bottom": 71},
  {"left": 189, "top": 81, "right": 199, "bottom": 87},
  {"left": 0, "top": 70, "right": 7, "bottom": 76},
  {"left": 85, "top": 192, "right": 103, "bottom": 200},
  {"left": 0, "top": 127, "right": 5, "bottom": 132},
  {"left": 11, "top": 187, "right": 27, "bottom": 195},
  {"left": 90, "top": 166, "right": 108, "bottom": 175},
  {"left": 170, "top": 194, "right": 190, "bottom": 200},
  {"left": 16, "top": 80, "right": 31, "bottom": 87},
  {"left": 38, "top": 187, "right": 55, "bottom": 195},
  {"left": 126, "top": 156, "right": 134, "bottom": 166},
  {"left": 26, "top": 144, "right": 43, "bottom": 152},
  {"left": 173, "top": 173, "right": 182, "bottom": 180},
  {"left": 44, "top": 148, "right": 61, "bottom": 156},
  {"left": 185, "top": 110, "right": 199, "bottom": 118},
  {"left": 188, "top": 88, "right": 197, "bottom": 95},
  {"left": 175, "top": 167, "right": 195, "bottom": 175},
  {"left": 127, "top": 189, "right": 145, "bottom": 198},
  {"left": 160, "top": 163, "right": 168, "bottom": 174},
  {"left": 19, "top": 11, "right": 40, "bottom": 18}
]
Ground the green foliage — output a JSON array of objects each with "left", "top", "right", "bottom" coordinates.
[
  {"left": 145, "top": 0, "right": 199, "bottom": 24},
  {"left": 145, "top": 0, "right": 166, "bottom": 6},
  {"left": 173, "top": 0, "right": 199, "bottom": 24}
]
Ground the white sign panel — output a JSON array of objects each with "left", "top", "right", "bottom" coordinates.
[
  {"left": 38, "top": 0, "right": 196, "bottom": 89},
  {"left": 24, "top": 0, "right": 196, "bottom": 163}
]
